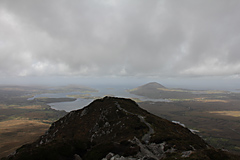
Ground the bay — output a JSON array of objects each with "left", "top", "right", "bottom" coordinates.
[{"left": 30, "top": 85, "right": 169, "bottom": 112}]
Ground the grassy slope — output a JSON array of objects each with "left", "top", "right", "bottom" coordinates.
[
  {"left": 0, "top": 119, "right": 50, "bottom": 158},
  {"left": 130, "top": 83, "right": 240, "bottom": 154},
  {"left": 139, "top": 100, "right": 240, "bottom": 154},
  {"left": 0, "top": 86, "right": 76, "bottom": 158}
]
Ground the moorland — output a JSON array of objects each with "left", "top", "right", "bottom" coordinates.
[
  {"left": 130, "top": 82, "right": 240, "bottom": 154},
  {"left": 1, "top": 82, "right": 240, "bottom": 158},
  {"left": 0, "top": 85, "right": 96, "bottom": 158}
]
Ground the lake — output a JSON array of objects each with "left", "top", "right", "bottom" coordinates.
[{"left": 29, "top": 85, "right": 169, "bottom": 112}]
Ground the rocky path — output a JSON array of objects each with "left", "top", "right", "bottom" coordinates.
[{"left": 115, "top": 102, "right": 154, "bottom": 144}]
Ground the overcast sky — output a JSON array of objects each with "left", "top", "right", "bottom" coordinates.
[{"left": 0, "top": 0, "right": 240, "bottom": 88}]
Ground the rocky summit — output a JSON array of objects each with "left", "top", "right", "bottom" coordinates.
[{"left": 3, "top": 97, "right": 239, "bottom": 160}]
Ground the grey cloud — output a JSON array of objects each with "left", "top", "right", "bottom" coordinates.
[{"left": 0, "top": 0, "right": 240, "bottom": 79}]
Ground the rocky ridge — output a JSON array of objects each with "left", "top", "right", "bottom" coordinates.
[{"left": 3, "top": 97, "right": 239, "bottom": 160}]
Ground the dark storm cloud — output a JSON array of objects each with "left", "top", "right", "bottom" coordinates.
[{"left": 0, "top": 0, "right": 240, "bottom": 78}]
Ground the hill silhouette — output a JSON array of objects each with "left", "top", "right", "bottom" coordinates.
[
  {"left": 138, "top": 82, "right": 166, "bottom": 89},
  {"left": 129, "top": 82, "right": 195, "bottom": 99},
  {"left": 3, "top": 97, "right": 239, "bottom": 160},
  {"left": 130, "top": 82, "right": 168, "bottom": 99}
]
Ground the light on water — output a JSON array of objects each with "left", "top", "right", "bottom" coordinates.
[{"left": 30, "top": 85, "right": 169, "bottom": 112}]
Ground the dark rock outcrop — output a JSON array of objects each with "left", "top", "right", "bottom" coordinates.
[{"left": 4, "top": 97, "right": 239, "bottom": 160}]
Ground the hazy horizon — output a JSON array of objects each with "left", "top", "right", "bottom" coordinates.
[
  {"left": 1, "top": 76, "right": 240, "bottom": 91},
  {"left": 1, "top": 1, "right": 240, "bottom": 91}
]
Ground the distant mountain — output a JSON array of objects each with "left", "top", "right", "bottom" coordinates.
[
  {"left": 4, "top": 97, "right": 238, "bottom": 160},
  {"left": 129, "top": 82, "right": 167, "bottom": 99},
  {"left": 138, "top": 82, "right": 166, "bottom": 90},
  {"left": 129, "top": 82, "right": 195, "bottom": 99}
]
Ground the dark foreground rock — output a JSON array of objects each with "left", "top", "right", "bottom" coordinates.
[{"left": 3, "top": 97, "right": 239, "bottom": 160}]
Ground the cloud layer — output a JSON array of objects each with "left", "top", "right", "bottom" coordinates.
[{"left": 1, "top": 0, "right": 240, "bottom": 78}]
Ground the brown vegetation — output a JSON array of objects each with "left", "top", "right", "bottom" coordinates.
[
  {"left": 0, "top": 86, "right": 70, "bottom": 159},
  {"left": 139, "top": 100, "right": 240, "bottom": 154},
  {"left": 0, "top": 120, "right": 50, "bottom": 158},
  {"left": 209, "top": 111, "right": 240, "bottom": 117},
  {"left": 5, "top": 97, "right": 237, "bottom": 160}
]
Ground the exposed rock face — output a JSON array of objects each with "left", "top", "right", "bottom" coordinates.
[{"left": 4, "top": 97, "right": 239, "bottom": 160}]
